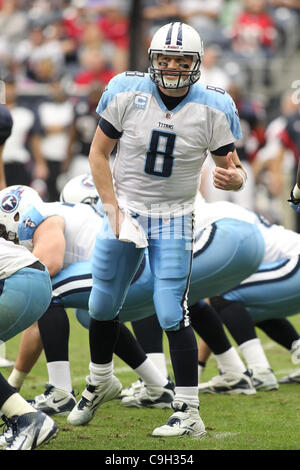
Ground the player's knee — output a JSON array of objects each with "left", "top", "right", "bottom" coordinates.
[
  {"left": 89, "top": 287, "right": 119, "bottom": 321},
  {"left": 157, "top": 315, "right": 181, "bottom": 331},
  {"left": 155, "top": 304, "right": 188, "bottom": 331}
]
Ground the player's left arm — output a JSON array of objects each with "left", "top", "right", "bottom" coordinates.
[{"left": 211, "top": 148, "right": 247, "bottom": 191}]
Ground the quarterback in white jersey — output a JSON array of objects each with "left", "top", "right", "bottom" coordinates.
[{"left": 69, "top": 21, "right": 247, "bottom": 437}]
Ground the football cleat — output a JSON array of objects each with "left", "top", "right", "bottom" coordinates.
[
  {"left": 0, "top": 416, "right": 14, "bottom": 449},
  {"left": 291, "top": 339, "right": 300, "bottom": 365},
  {"left": 121, "top": 379, "right": 175, "bottom": 409},
  {"left": 30, "top": 383, "right": 77, "bottom": 416},
  {"left": 152, "top": 400, "right": 206, "bottom": 438},
  {"left": 278, "top": 369, "right": 300, "bottom": 384},
  {"left": 5, "top": 411, "right": 58, "bottom": 450},
  {"left": 251, "top": 367, "right": 278, "bottom": 391},
  {"left": 119, "top": 378, "right": 145, "bottom": 399},
  {"left": 67, "top": 375, "right": 122, "bottom": 426},
  {"left": 198, "top": 370, "right": 256, "bottom": 395}
]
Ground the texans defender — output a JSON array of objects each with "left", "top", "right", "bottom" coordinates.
[{"left": 69, "top": 22, "right": 246, "bottom": 438}]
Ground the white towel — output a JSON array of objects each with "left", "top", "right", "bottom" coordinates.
[{"left": 119, "top": 213, "right": 148, "bottom": 248}]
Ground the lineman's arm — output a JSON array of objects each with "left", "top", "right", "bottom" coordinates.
[{"left": 32, "top": 216, "right": 66, "bottom": 276}]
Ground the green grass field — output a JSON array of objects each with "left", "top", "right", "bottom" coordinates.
[{"left": 2, "top": 310, "right": 300, "bottom": 452}]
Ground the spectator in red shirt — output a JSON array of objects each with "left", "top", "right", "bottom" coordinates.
[
  {"left": 228, "top": 0, "right": 278, "bottom": 88},
  {"left": 73, "top": 45, "right": 115, "bottom": 89},
  {"left": 231, "top": 0, "right": 277, "bottom": 55}
]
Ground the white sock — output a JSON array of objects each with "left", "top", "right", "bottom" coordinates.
[
  {"left": 238, "top": 338, "right": 271, "bottom": 369},
  {"left": 134, "top": 358, "right": 168, "bottom": 387},
  {"left": 7, "top": 368, "right": 28, "bottom": 391},
  {"left": 174, "top": 386, "right": 199, "bottom": 408},
  {"left": 47, "top": 361, "right": 73, "bottom": 393},
  {"left": 146, "top": 353, "right": 168, "bottom": 378},
  {"left": 1, "top": 393, "right": 36, "bottom": 418},
  {"left": 89, "top": 361, "right": 113, "bottom": 386},
  {"left": 214, "top": 347, "right": 246, "bottom": 374}
]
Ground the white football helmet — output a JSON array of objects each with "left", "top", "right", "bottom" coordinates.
[
  {"left": 60, "top": 173, "right": 98, "bottom": 206},
  {"left": 0, "top": 185, "right": 43, "bottom": 242},
  {"left": 60, "top": 174, "right": 104, "bottom": 216},
  {"left": 148, "top": 22, "right": 204, "bottom": 89}
]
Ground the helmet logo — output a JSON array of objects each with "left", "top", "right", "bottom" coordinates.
[
  {"left": 81, "top": 175, "right": 95, "bottom": 189},
  {"left": 23, "top": 216, "right": 36, "bottom": 229},
  {"left": 0, "top": 194, "right": 19, "bottom": 213}
]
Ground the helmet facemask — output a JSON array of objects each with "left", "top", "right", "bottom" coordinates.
[
  {"left": 0, "top": 222, "right": 18, "bottom": 243},
  {"left": 149, "top": 51, "right": 201, "bottom": 89}
]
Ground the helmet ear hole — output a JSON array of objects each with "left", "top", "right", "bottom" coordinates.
[{"left": 14, "top": 213, "right": 19, "bottom": 222}]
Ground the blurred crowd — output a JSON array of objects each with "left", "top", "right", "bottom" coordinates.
[{"left": 0, "top": 0, "right": 300, "bottom": 228}]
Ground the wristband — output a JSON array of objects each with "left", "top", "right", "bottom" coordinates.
[{"left": 235, "top": 169, "right": 247, "bottom": 191}]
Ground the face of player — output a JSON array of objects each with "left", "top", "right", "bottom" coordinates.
[{"left": 156, "top": 54, "right": 193, "bottom": 96}]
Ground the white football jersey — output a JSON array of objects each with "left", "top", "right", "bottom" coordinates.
[
  {"left": 194, "top": 197, "right": 300, "bottom": 263},
  {"left": 97, "top": 72, "right": 242, "bottom": 217},
  {"left": 18, "top": 202, "right": 103, "bottom": 268},
  {"left": 0, "top": 238, "right": 39, "bottom": 279}
]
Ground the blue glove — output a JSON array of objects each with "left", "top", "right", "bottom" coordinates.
[{"left": 288, "top": 189, "right": 300, "bottom": 212}]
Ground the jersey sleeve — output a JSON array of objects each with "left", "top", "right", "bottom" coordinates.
[
  {"left": 18, "top": 205, "right": 45, "bottom": 245},
  {"left": 96, "top": 73, "right": 128, "bottom": 134},
  {"left": 209, "top": 93, "right": 243, "bottom": 153}
]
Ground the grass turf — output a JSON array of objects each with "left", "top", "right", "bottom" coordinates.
[{"left": 1, "top": 310, "right": 300, "bottom": 452}]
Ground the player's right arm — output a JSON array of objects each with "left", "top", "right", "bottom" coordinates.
[
  {"left": 88, "top": 125, "right": 122, "bottom": 237},
  {"left": 31, "top": 216, "right": 66, "bottom": 276}
]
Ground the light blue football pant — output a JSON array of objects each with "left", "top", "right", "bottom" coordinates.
[
  {"left": 0, "top": 265, "right": 52, "bottom": 343},
  {"left": 88, "top": 213, "right": 194, "bottom": 331},
  {"left": 223, "top": 255, "right": 300, "bottom": 322},
  {"left": 52, "top": 218, "right": 265, "bottom": 329}
]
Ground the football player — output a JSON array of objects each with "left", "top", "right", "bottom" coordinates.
[
  {"left": 130, "top": 201, "right": 300, "bottom": 394},
  {"left": 67, "top": 22, "right": 248, "bottom": 437},
  {"left": 0, "top": 237, "right": 58, "bottom": 450},
  {"left": 0, "top": 109, "right": 58, "bottom": 450}
]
